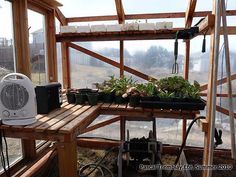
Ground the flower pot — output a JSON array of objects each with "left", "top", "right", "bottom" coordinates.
[
  {"left": 75, "top": 93, "right": 87, "bottom": 105},
  {"left": 66, "top": 92, "right": 76, "bottom": 104},
  {"left": 98, "top": 92, "right": 104, "bottom": 102},
  {"left": 103, "top": 93, "right": 114, "bottom": 103},
  {"left": 115, "top": 95, "right": 127, "bottom": 104},
  {"left": 129, "top": 96, "right": 140, "bottom": 107},
  {"left": 87, "top": 93, "right": 98, "bottom": 106}
]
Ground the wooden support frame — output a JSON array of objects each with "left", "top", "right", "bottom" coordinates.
[
  {"left": 55, "top": 7, "right": 67, "bottom": 26},
  {"left": 115, "top": 0, "right": 125, "bottom": 24},
  {"left": 185, "top": 0, "right": 197, "bottom": 28},
  {"left": 80, "top": 116, "right": 121, "bottom": 134},
  {"left": 66, "top": 10, "right": 236, "bottom": 23},
  {"left": 68, "top": 42, "right": 152, "bottom": 81},
  {"left": 46, "top": 9, "right": 58, "bottom": 82}
]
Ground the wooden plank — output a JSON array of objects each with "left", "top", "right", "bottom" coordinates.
[
  {"left": 198, "top": 14, "right": 215, "bottom": 33},
  {"left": 61, "top": 42, "right": 71, "bottom": 88},
  {"left": 101, "top": 103, "right": 112, "bottom": 108},
  {"left": 66, "top": 10, "right": 236, "bottom": 23},
  {"left": 12, "top": 0, "right": 31, "bottom": 78},
  {"left": 55, "top": 7, "right": 67, "bottom": 25},
  {"left": 120, "top": 116, "right": 125, "bottom": 141},
  {"left": 56, "top": 28, "right": 183, "bottom": 42},
  {"left": 80, "top": 116, "right": 121, "bottom": 134},
  {"left": 185, "top": 0, "right": 197, "bottom": 28},
  {"left": 184, "top": 40, "right": 190, "bottom": 80},
  {"left": 115, "top": 0, "right": 125, "bottom": 24},
  {"left": 216, "top": 105, "right": 236, "bottom": 118},
  {"left": 47, "top": 105, "right": 91, "bottom": 132},
  {"left": 197, "top": 118, "right": 208, "bottom": 132},
  {"left": 23, "top": 104, "right": 75, "bottom": 131},
  {"left": 120, "top": 40, "right": 124, "bottom": 76},
  {"left": 68, "top": 43, "right": 151, "bottom": 81},
  {"left": 57, "top": 141, "right": 77, "bottom": 177},
  {"left": 46, "top": 9, "right": 58, "bottom": 82},
  {"left": 117, "top": 103, "right": 127, "bottom": 109},
  {"left": 109, "top": 103, "right": 119, "bottom": 109},
  {"left": 59, "top": 105, "right": 101, "bottom": 134},
  {"left": 35, "top": 105, "right": 83, "bottom": 132},
  {"left": 200, "top": 73, "right": 236, "bottom": 91},
  {"left": 22, "top": 140, "right": 36, "bottom": 160},
  {"left": 77, "top": 138, "right": 121, "bottom": 150},
  {"left": 199, "top": 93, "right": 236, "bottom": 97}
]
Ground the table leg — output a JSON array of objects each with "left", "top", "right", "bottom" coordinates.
[
  {"left": 57, "top": 141, "right": 77, "bottom": 177},
  {"left": 182, "top": 117, "right": 187, "bottom": 143}
]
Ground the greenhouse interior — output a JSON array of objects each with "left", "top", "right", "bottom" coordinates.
[{"left": 0, "top": 0, "right": 236, "bottom": 177}]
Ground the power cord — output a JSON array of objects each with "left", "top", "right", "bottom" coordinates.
[
  {"left": 168, "top": 116, "right": 206, "bottom": 177},
  {"left": 0, "top": 130, "right": 10, "bottom": 177},
  {"left": 78, "top": 146, "right": 119, "bottom": 177}
]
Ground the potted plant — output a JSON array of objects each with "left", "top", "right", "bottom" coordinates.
[
  {"left": 123, "top": 85, "right": 142, "bottom": 107},
  {"left": 66, "top": 89, "right": 76, "bottom": 104},
  {"left": 140, "top": 81, "right": 159, "bottom": 102},
  {"left": 113, "top": 76, "right": 135, "bottom": 104}
]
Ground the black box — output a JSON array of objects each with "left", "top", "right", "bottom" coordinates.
[{"left": 35, "top": 82, "right": 62, "bottom": 114}]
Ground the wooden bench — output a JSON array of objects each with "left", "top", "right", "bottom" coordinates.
[{"left": 0, "top": 102, "right": 199, "bottom": 177}]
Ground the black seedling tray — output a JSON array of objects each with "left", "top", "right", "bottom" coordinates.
[{"left": 140, "top": 98, "right": 206, "bottom": 110}]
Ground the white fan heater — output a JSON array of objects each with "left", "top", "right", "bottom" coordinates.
[{"left": 0, "top": 73, "right": 37, "bottom": 125}]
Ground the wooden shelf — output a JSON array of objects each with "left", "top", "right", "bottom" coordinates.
[{"left": 56, "top": 28, "right": 184, "bottom": 42}]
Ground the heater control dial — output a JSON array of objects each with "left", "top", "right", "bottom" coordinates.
[{"left": 2, "top": 110, "right": 10, "bottom": 117}]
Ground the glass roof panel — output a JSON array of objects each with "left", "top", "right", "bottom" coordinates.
[
  {"left": 122, "top": 0, "right": 188, "bottom": 14},
  {"left": 58, "top": 0, "right": 117, "bottom": 17}
]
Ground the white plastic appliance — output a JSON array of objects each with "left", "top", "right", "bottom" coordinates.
[{"left": 0, "top": 73, "right": 37, "bottom": 125}]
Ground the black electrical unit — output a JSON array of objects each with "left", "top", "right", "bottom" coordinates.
[{"left": 35, "top": 82, "right": 62, "bottom": 114}]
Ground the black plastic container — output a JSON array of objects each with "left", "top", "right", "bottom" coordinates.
[
  {"left": 140, "top": 98, "right": 206, "bottom": 110},
  {"left": 115, "top": 95, "right": 128, "bottom": 104},
  {"left": 129, "top": 96, "right": 140, "bottom": 107},
  {"left": 75, "top": 93, "right": 87, "bottom": 105},
  {"left": 87, "top": 93, "right": 98, "bottom": 106},
  {"left": 103, "top": 92, "right": 114, "bottom": 103},
  {"left": 66, "top": 92, "right": 76, "bottom": 104}
]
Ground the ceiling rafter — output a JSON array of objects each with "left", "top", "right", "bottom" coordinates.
[
  {"left": 185, "top": 0, "right": 197, "bottom": 28},
  {"left": 114, "top": 0, "right": 125, "bottom": 24}
]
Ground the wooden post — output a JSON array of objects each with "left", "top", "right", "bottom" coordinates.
[
  {"left": 57, "top": 141, "right": 77, "bottom": 177},
  {"left": 46, "top": 9, "right": 58, "bottom": 82},
  {"left": 12, "top": 0, "right": 31, "bottom": 78},
  {"left": 12, "top": 0, "right": 36, "bottom": 161},
  {"left": 120, "top": 40, "right": 124, "bottom": 77},
  {"left": 184, "top": 40, "right": 190, "bottom": 80},
  {"left": 203, "top": 0, "right": 220, "bottom": 177},
  {"left": 61, "top": 42, "right": 71, "bottom": 89},
  {"left": 221, "top": 0, "right": 236, "bottom": 159}
]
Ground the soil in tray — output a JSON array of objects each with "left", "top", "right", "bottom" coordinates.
[{"left": 185, "top": 150, "right": 236, "bottom": 177}]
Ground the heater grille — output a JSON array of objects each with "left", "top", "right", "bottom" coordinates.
[{"left": 0, "top": 83, "right": 29, "bottom": 110}]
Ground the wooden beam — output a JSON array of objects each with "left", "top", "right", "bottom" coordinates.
[
  {"left": 12, "top": 0, "right": 31, "bottom": 78},
  {"left": 200, "top": 93, "right": 236, "bottom": 97},
  {"left": 200, "top": 73, "right": 236, "bottom": 91},
  {"left": 115, "top": 0, "right": 125, "bottom": 24},
  {"left": 77, "top": 138, "right": 121, "bottom": 150},
  {"left": 120, "top": 40, "right": 124, "bottom": 77},
  {"left": 28, "top": 0, "right": 62, "bottom": 10},
  {"left": 56, "top": 28, "right": 183, "bottom": 42},
  {"left": 66, "top": 10, "right": 236, "bottom": 23},
  {"left": 61, "top": 42, "right": 71, "bottom": 89},
  {"left": 57, "top": 141, "right": 77, "bottom": 177},
  {"left": 55, "top": 7, "right": 67, "bottom": 25},
  {"left": 68, "top": 43, "right": 151, "bottom": 81},
  {"left": 46, "top": 9, "right": 58, "bottom": 82},
  {"left": 198, "top": 14, "right": 215, "bottom": 33},
  {"left": 80, "top": 116, "right": 121, "bottom": 134},
  {"left": 216, "top": 105, "right": 236, "bottom": 119},
  {"left": 184, "top": 40, "right": 190, "bottom": 80},
  {"left": 185, "top": 0, "right": 197, "bottom": 28}
]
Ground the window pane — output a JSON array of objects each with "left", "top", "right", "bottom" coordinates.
[
  {"left": 0, "top": 1, "right": 23, "bottom": 170},
  {"left": 28, "top": 10, "right": 48, "bottom": 85}
]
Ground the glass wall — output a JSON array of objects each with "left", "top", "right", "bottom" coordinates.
[
  {"left": 0, "top": 1, "right": 23, "bottom": 170},
  {"left": 28, "top": 9, "right": 48, "bottom": 85}
]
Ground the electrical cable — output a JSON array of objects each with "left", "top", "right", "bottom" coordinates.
[
  {"left": 0, "top": 130, "right": 10, "bottom": 177},
  {"left": 168, "top": 116, "right": 206, "bottom": 177},
  {"left": 78, "top": 146, "right": 119, "bottom": 177}
]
